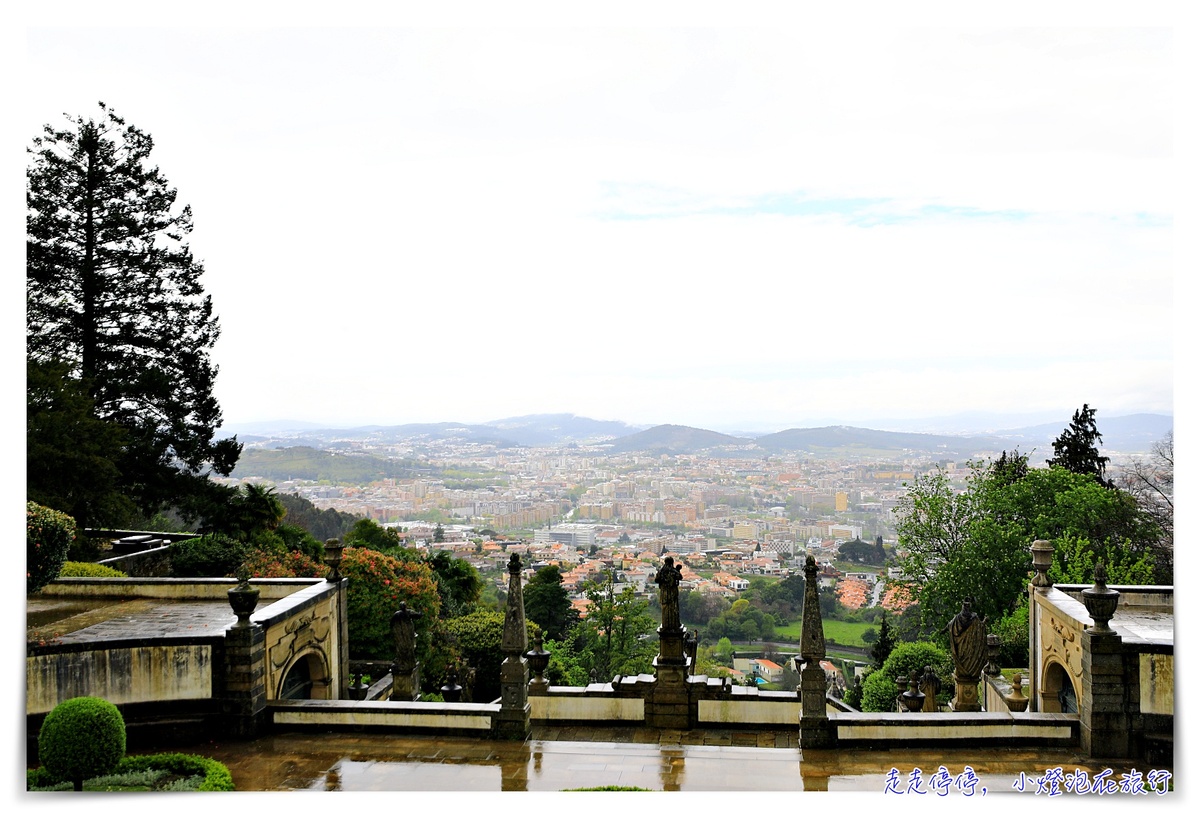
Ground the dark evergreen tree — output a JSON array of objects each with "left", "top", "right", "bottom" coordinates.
[
  {"left": 523, "top": 565, "right": 579, "bottom": 641},
  {"left": 1047, "top": 404, "right": 1111, "bottom": 486},
  {"left": 869, "top": 612, "right": 896, "bottom": 670},
  {"left": 26, "top": 358, "right": 134, "bottom": 529},
  {"left": 27, "top": 103, "right": 240, "bottom": 523},
  {"left": 277, "top": 492, "right": 359, "bottom": 541}
]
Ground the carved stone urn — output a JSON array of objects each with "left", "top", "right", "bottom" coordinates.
[
  {"left": 525, "top": 633, "right": 551, "bottom": 691},
  {"left": 324, "top": 538, "right": 344, "bottom": 582},
  {"left": 901, "top": 671, "right": 926, "bottom": 712},
  {"left": 1082, "top": 562, "right": 1120, "bottom": 633},
  {"left": 1031, "top": 540, "right": 1054, "bottom": 587},
  {"left": 228, "top": 569, "right": 259, "bottom": 625}
]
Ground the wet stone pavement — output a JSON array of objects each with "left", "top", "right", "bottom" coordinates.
[{"left": 144, "top": 726, "right": 1170, "bottom": 794}]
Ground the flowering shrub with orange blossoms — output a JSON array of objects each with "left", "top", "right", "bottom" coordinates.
[
  {"left": 239, "top": 549, "right": 325, "bottom": 579},
  {"left": 340, "top": 547, "right": 441, "bottom": 662}
]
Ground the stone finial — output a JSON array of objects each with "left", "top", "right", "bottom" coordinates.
[
  {"left": 800, "top": 555, "right": 826, "bottom": 662},
  {"left": 1082, "top": 560, "right": 1120, "bottom": 633},
  {"left": 502, "top": 553, "right": 527, "bottom": 655},
  {"left": 1031, "top": 540, "right": 1053, "bottom": 588}
]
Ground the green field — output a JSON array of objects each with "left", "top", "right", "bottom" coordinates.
[{"left": 771, "top": 618, "right": 874, "bottom": 648}]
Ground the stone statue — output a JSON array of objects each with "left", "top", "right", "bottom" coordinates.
[
  {"left": 390, "top": 602, "right": 421, "bottom": 674},
  {"left": 684, "top": 629, "right": 699, "bottom": 675},
  {"left": 654, "top": 557, "right": 684, "bottom": 631},
  {"left": 947, "top": 598, "right": 987, "bottom": 679},
  {"left": 946, "top": 598, "right": 987, "bottom": 711},
  {"left": 919, "top": 664, "right": 941, "bottom": 712}
]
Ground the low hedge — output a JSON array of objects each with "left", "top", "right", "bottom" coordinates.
[
  {"left": 28, "top": 753, "right": 234, "bottom": 792},
  {"left": 170, "top": 534, "right": 247, "bottom": 578},
  {"left": 58, "top": 561, "right": 128, "bottom": 578}
]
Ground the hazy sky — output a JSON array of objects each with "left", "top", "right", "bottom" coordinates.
[{"left": 18, "top": 7, "right": 1182, "bottom": 432}]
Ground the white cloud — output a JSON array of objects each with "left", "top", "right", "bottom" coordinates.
[{"left": 20, "top": 23, "right": 1175, "bottom": 429}]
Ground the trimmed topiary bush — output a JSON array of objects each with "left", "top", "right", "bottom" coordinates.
[
  {"left": 27, "top": 502, "right": 76, "bottom": 594},
  {"left": 38, "top": 696, "right": 127, "bottom": 791},
  {"left": 169, "top": 533, "right": 247, "bottom": 578},
  {"left": 57, "top": 561, "right": 128, "bottom": 578}
]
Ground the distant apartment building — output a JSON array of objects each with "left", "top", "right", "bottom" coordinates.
[
  {"left": 731, "top": 521, "right": 759, "bottom": 540},
  {"left": 533, "top": 523, "right": 597, "bottom": 548}
]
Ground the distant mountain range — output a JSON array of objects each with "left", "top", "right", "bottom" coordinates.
[{"left": 220, "top": 412, "right": 1171, "bottom": 457}]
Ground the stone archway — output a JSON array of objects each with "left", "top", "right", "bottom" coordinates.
[
  {"left": 278, "top": 650, "right": 332, "bottom": 700},
  {"left": 1039, "top": 659, "right": 1078, "bottom": 714}
]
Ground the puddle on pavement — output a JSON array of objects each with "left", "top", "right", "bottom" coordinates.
[{"left": 138, "top": 731, "right": 1170, "bottom": 793}]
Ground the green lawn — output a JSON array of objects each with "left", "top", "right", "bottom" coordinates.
[{"left": 772, "top": 619, "right": 874, "bottom": 648}]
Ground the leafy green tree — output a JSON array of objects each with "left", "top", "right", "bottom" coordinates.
[
  {"left": 275, "top": 523, "right": 325, "bottom": 561},
  {"left": 1047, "top": 404, "right": 1111, "bottom": 486},
  {"left": 27, "top": 103, "right": 240, "bottom": 522},
  {"left": 433, "top": 523, "right": 445, "bottom": 543},
  {"left": 523, "top": 565, "right": 579, "bottom": 640},
  {"left": 424, "top": 549, "right": 483, "bottom": 618},
  {"left": 343, "top": 518, "right": 403, "bottom": 552},
  {"left": 26, "top": 359, "right": 134, "bottom": 529},
  {"left": 896, "top": 454, "right": 1160, "bottom": 633},
  {"left": 432, "top": 610, "right": 540, "bottom": 702},
  {"left": 680, "top": 589, "right": 730, "bottom": 627},
  {"left": 571, "top": 571, "right": 657, "bottom": 680}
]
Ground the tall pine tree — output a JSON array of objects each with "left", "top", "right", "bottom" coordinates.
[
  {"left": 27, "top": 103, "right": 240, "bottom": 525},
  {"left": 1047, "top": 404, "right": 1111, "bottom": 487}
]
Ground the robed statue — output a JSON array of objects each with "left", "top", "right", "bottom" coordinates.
[
  {"left": 947, "top": 598, "right": 987, "bottom": 680},
  {"left": 655, "top": 557, "right": 684, "bottom": 631},
  {"left": 391, "top": 602, "right": 421, "bottom": 675}
]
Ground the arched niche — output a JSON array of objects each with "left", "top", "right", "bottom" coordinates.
[
  {"left": 1039, "top": 658, "right": 1079, "bottom": 714},
  {"left": 278, "top": 649, "right": 332, "bottom": 700}
]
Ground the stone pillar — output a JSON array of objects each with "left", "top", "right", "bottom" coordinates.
[
  {"left": 220, "top": 620, "right": 268, "bottom": 738},
  {"left": 799, "top": 555, "right": 836, "bottom": 748},
  {"left": 493, "top": 553, "right": 530, "bottom": 740},
  {"left": 1080, "top": 563, "right": 1130, "bottom": 758},
  {"left": 1027, "top": 540, "right": 1054, "bottom": 713},
  {"left": 335, "top": 578, "right": 349, "bottom": 699},
  {"left": 647, "top": 557, "right": 691, "bottom": 729}
]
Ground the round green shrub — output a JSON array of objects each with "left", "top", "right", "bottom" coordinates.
[
  {"left": 27, "top": 502, "right": 76, "bottom": 593},
  {"left": 58, "top": 561, "right": 128, "bottom": 578},
  {"left": 38, "top": 696, "right": 127, "bottom": 790},
  {"left": 859, "top": 641, "right": 952, "bottom": 712},
  {"left": 169, "top": 533, "right": 247, "bottom": 577}
]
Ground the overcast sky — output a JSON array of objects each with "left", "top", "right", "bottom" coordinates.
[{"left": 18, "top": 6, "right": 1184, "bottom": 433}]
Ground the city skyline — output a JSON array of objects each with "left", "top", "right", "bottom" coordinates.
[{"left": 19, "top": 12, "right": 1177, "bottom": 432}]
